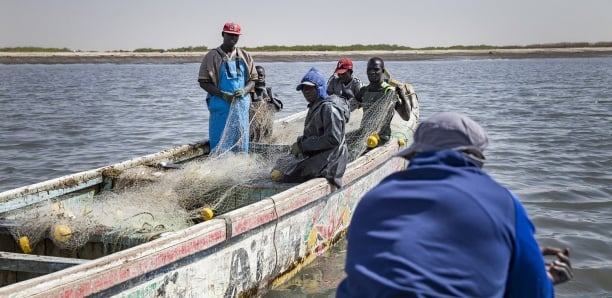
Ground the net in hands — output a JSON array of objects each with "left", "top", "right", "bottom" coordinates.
[{"left": 6, "top": 93, "right": 396, "bottom": 254}]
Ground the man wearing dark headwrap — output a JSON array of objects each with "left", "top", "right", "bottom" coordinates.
[{"left": 271, "top": 67, "right": 349, "bottom": 187}]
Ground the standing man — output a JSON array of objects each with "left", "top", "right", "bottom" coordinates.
[
  {"left": 198, "top": 21, "right": 257, "bottom": 154},
  {"left": 270, "top": 67, "right": 349, "bottom": 188},
  {"left": 337, "top": 112, "right": 573, "bottom": 297},
  {"left": 327, "top": 58, "right": 363, "bottom": 114}
]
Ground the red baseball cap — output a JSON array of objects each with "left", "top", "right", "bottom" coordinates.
[
  {"left": 222, "top": 22, "right": 242, "bottom": 35},
  {"left": 334, "top": 58, "right": 353, "bottom": 74}
]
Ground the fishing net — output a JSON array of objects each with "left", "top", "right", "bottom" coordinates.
[
  {"left": 8, "top": 201, "right": 97, "bottom": 252},
  {"left": 345, "top": 90, "right": 398, "bottom": 161},
  {"left": 4, "top": 147, "right": 298, "bottom": 253},
  {"left": 4, "top": 155, "right": 278, "bottom": 253},
  {"left": 249, "top": 100, "right": 276, "bottom": 143}
]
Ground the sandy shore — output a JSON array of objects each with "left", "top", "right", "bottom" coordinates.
[{"left": 2, "top": 48, "right": 612, "bottom": 64}]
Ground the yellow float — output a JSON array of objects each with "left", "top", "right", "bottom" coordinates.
[
  {"left": 201, "top": 208, "right": 214, "bottom": 221},
  {"left": 19, "top": 236, "right": 32, "bottom": 254},
  {"left": 52, "top": 225, "right": 72, "bottom": 243},
  {"left": 366, "top": 132, "right": 380, "bottom": 148}
]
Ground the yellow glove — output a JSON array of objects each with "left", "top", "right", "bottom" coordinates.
[
  {"left": 291, "top": 142, "right": 301, "bottom": 157},
  {"left": 270, "top": 169, "right": 282, "bottom": 181},
  {"left": 220, "top": 91, "right": 234, "bottom": 102},
  {"left": 234, "top": 88, "right": 246, "bottom": 98}
]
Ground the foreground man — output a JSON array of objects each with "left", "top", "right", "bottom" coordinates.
[{"left": 337, "top": 112, "right": 573, "bottom": 297}]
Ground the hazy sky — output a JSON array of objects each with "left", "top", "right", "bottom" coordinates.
[{"left": 1, "top": 0, "right": 611, "bottom": 51}]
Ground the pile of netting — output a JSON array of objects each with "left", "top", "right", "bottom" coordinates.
[
  {"left": 7, "top": 94, "right": 396, "bottom": 254},
  {"left": 345, "top": 91, "right": 398, "bottom": 161},
  {"left": 7, "top": 153, "right": 288, "bottom": 253}
]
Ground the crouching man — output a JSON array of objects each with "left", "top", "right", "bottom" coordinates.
[{"left": 271, "top": 67, "right": 349, "bottom": 188}]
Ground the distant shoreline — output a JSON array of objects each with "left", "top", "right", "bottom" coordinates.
[{"left": 2, "top": 47, "right": 612, "bottom": 64}]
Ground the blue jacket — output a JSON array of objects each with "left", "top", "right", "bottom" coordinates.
[{"left": 337, "top": 149, "right": 553, "bottom": 297}]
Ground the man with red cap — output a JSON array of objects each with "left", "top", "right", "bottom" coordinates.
[
  {"left": 198, "top": 21, "right": 257, "bottom": 155},
  {"left": 327, "top": 58, "right": 363, "bottom": 117}
]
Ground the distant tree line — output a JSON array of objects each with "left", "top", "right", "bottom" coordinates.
[
  {"left": 2, "top": 42, "right": 612, "bottom": 53},
  {"left": 132, "top": 46, "right": 209, "bottom": 53},
  {"left": 0, "top": 46, "right": 72, "bottom": 52}
]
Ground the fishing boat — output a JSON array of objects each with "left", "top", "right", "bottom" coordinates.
[{"left": 0, "top": 86, "right": 419, "bottom": 297}]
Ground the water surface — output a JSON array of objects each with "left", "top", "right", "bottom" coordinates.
[{"left": 1, "top": 57, "right": 611, "bottom": 297}]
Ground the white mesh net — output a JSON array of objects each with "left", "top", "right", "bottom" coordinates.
[{"left": 6, "top": 89, "right": 405, "bottom": 253}]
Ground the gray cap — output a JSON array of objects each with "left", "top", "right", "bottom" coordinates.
[{"left": 395, "top": 112, "right": 489, "bottom": 167}]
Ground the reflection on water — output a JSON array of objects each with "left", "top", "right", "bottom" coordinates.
[{"left": 266, "top": 239, "right": 346, "bottom": 297}]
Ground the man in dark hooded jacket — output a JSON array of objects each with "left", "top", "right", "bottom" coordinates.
[
  {"left": 337, "top": 112, "right": 573, "bottom": 297},
  {"left": 271, "top": 67, "right": 349, "bottom": 187}
]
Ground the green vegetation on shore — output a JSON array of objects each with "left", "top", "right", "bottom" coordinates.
[
  {"left": 2, "top": 42, "right": 612, "bottom": 53},
  {"left": 0, "top": 46, "right": 73, "bottom": 52}
]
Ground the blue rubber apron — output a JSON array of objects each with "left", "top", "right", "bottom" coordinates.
[{"left": 207, "top": 50, "right": 250, "bottom": 153}]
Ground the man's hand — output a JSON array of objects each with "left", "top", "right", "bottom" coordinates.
[
  {"left": 290, "top": 142, "right": 301, "bottom": 157},
  {"left": 221, "top": 91, "right": 234, "bottom": 102},
  {"left": 341, "top": 88, "right": 354, "bottom": 100},
  {"left": 542, "top": 247, "right": 573, "bottom": 285},
  {"left": 396, "top": 86, "right": 407, "bottom": 103},
  {"left": 234, "top": 88, "right": 246, "bottom": 98}
]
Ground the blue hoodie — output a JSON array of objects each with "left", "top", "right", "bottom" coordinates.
[
  {"left": 296, "top": 67, "right": 329, "bottom": 100},
  {"left": 337, "top": 149, "right": 553, "bottom": 298}
]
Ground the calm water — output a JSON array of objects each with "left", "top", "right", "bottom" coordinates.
[{"left": 1, "top": 57, "right": 611, "bottom": 297}]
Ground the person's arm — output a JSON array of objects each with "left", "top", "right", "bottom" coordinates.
[
  {"left": 267, "top": 87, "right": 283, "bottom": 111},
  {"left": 199, "top": 79, "right": 234, "bottom": 102},
  {"left": 350, "top": 77, "right": 363, "bottom": 98},
  {"left": 242, "top": 49, "right": 258, "bottom": 96},
  {"left": 243, "top": 80, "right": 255, "bottom": 96},
  {"left": 505, "top": 193, "right": 556, "bottom": 298},
  {"left": 353, "top": 86, "right": 365, "bottom": 110},
  {"left": 326, "top": 76, "right": 335, "bottom": 96},
  {"left": 198, "top": 50, "right": 234, "bottom": 102},
  {"left": 198, "top": 79, "right": 222, "bottom": 96},
  {"left": 542, "top": 247, "right": 573, "bottom": 285},
  {"left": 394, "top": 86, "right": 411, "bottom": 121}
]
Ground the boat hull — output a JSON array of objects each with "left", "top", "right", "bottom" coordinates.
[{"left": 0, "top": 92, "right": 419, "bottom": 297}]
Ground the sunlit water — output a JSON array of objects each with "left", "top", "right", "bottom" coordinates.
[{"left": 1, "top": 57, "right": 611, "bottom": 297}]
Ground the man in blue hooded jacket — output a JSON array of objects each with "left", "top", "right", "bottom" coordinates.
[
  {"left": 337, "top": 112, "right": 573, "bottom": 297},
  {"left": 271, "top": 67, "right": 349, "bottom": 188}
]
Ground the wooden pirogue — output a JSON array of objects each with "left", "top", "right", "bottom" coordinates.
[{"left": 0, "top": 87, "right": 419, "bottom": 297}]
